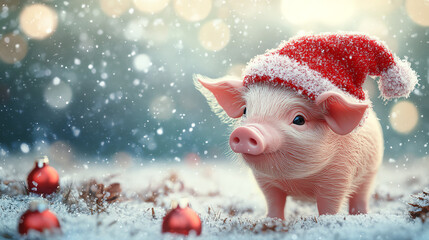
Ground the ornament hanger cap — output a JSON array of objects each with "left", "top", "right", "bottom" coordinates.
[
  {"left": 179, "top": 198, "right": 189, "bottom": 208},
  {"left": 35, "top": 156, "right": 49, "bottom": 168},
  {"left": 171, "top": 200, "right": 178, "bottom": 209},
  {"left": 29, "top": 199, "right": 49, "bottom": 212},
  {"left": 170, "top": 199, "right": 189, "bottom": 209}
]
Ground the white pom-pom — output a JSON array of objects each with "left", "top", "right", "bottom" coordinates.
[{"left": 379, "top": 57, "right": 419, "bottom": 100}]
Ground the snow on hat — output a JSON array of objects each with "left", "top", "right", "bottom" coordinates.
[{"left": 243, "top": 33, "right": 418, "bottom": 101}]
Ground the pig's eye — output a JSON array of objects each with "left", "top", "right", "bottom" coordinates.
[
  {"left": 243, "top": 107, "right": 247, "bottom": 115},
  {"left": 292, "top": 115, "right": 305, "bottom": 125}
]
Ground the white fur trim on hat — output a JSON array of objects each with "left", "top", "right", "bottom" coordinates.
[
  {"left": 379, "top": 57, "right": 419, "bottom": 100},
  {"left": 243, "top": 53, "right": 357, "bottom": 100}
]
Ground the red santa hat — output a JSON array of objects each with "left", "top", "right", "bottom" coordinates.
[{"left": 243, "top": 33, "right": 418, "bottom": 101}]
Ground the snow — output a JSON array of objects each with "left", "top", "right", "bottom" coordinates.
[{"left": 1, "top": 158, "right": 429, "bottom": 239}]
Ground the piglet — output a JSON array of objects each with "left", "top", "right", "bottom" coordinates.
[{"left": 195, "top": 33, "right": 418, "bottom": 219}]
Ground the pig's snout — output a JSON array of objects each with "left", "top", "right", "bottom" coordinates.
[
  {"left": 229, "top": 124, "right": 281, "bottom": 155},
  {"left": 230, "top": 126, "right": 265, "bottom": 155}
]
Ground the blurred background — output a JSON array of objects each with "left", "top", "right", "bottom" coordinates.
[{"left": 0, "top": 0, "right": 428, "bottom": 166}]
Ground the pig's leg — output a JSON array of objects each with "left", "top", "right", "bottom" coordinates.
[
  {"left": 348, "top": 174, "right": 376, "bottom": 214},
  {"left": 260, "top": 186, "right": 287, "bottom": 219},
  {"left": 316, "top": 187, "right": 348, "bottom": 215},
  {"left": 316, "top": 196, "right": 344, "bottom": 215}
]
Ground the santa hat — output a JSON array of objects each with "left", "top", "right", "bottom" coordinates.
[{"left": 243, "top": 33, "right": 418, "bottom": 101}]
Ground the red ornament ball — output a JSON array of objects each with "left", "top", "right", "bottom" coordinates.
[
  {"left": 18, "top": 201, "right": 61, "bottom": 235},
  {"left": 27, "top": 156, "right": 60, "bottom": 195},
  {"left": 162, "top": 203, "right": 202, "bottom": 236}
]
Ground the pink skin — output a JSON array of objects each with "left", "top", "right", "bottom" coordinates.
[{"left": 196, "top": 77, "right": 383, "bottom": 219}]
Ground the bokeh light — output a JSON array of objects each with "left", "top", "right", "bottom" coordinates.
[
  {"left": 124, "top": 19, "right": 147, "bottom": 41},
  {"left": 0, "top": 33, "right": 28, "bottom": 64},
  {"left": 281, "top": 0, "right": 357, "bottom": 27},
  {"left": 359, "top": 0, "right": 401, "bottom": 15},
  {"left": 389, "top": 101, "right": 419, "bottom": 134},
  {"left": 133, "top": 54, "right": 152, "bottom": 72},
  {"left": 228, "top": 64, "right": 246, "bottom": 78},
  {"left": 174, "top": 0, "right": 212, "bottom": 22},
  {"left": 49, "top": 141, "right": 74, "bottom": 168},
  {"left": 19, "top": 4, "right": 58, "bottom": 40},
  {"left": 198, "top": 19, "right": 230, "bottom": 51},
  {"left": 113, "top": 152, "right": 133, "bottom": 167},
  {"left": 227, "top": 0, "right": 269, "bottom": 17},
  {"left": 184, "top": 152, "right": 200, "bottom": 166},
  {"left": 406, "top": 0, "right": 429, "bottom": 26},
  {"left": 150, "top": 95, "right": 175, "bottom": 120},
  {"left": 44, "top": 81, "right": 73, "bottom": 109},
  {"left": 133, "top": 0, "right": 169, "bottom": 14},
  {"left": 99, "top": 0, "right": 131, "bottom": 18}
]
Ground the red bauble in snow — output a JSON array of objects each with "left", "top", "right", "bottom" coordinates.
[
  {"left": 18, "top": 200, "right": 61, "bottom": 235},
  {"left": 27, "top": 156, "right": 60, "bottom": 195},
  {"left": 162, "top": 202, "right": 202, "bottom": 236}
]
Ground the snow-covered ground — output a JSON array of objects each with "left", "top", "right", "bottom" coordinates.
[{"left": 1, "top": 157, "right": 428, "bottom": 239}]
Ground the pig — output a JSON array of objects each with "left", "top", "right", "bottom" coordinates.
[
  {"left": 195, "top": 77, "right": 383, "bottom": 219},
  {"left": 195, "top": 33, "right": 418, "bottom": 219}
]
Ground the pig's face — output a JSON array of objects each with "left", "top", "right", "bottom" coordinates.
[
  {"left": 196, "top": 76, "right": 369, "bottom": 179},
  {"left": 236, "top": 84, "right": 332, "bottom": 179}
]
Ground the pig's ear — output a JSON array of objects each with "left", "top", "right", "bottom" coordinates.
[
  {"left": 194, "top": 75, "right": 246, "bottom": 118},
  {"left": 315, "top": 91, "right": 369, "bottom": 135}
]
